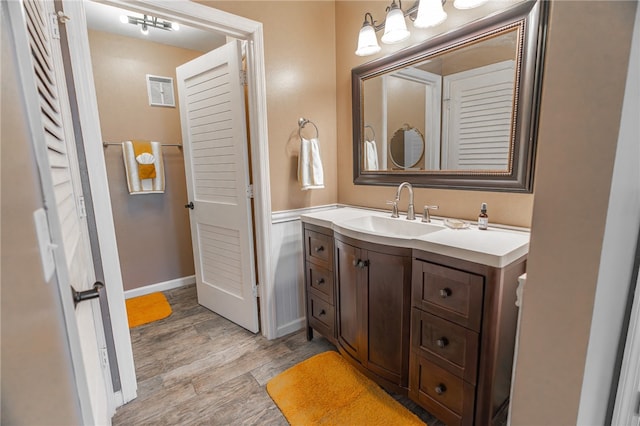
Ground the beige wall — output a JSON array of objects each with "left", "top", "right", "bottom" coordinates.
[
  {"left": 199, "top": 1, "right": 338, "bottom": 212},
  {"left": 336, "top": 1, "right": 534, "bottom": 227},
  {"left": 510, "top": 2, "right": 636, "bottom": 424},
  {"left": 89, "top": 30, "right": 201, "bottom": 290}
]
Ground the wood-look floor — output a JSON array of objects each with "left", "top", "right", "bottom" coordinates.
[{"left": 113, "top": 284, "right": 446, "bottom": 425}]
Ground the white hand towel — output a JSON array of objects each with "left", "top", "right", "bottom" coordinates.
[
  {"left": 122, "top": 141, "right": 165, "bottom": 194},
  {"left": 364, "top": 140, "right": 379, "bottom": 171},
  {"left": 298, "top": 137, "right": 324, "bottom": 190}
]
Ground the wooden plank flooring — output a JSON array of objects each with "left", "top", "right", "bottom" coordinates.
[{"left": 113, "top": 284, "right": 446, "bottom": 425}]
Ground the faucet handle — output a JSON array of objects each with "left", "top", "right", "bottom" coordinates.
[
  {"left": 422, "top": 205, "right": 439, "bottom": 223},
  {"left": 386, "top": 200, "right": 399, "bottom": 218}
]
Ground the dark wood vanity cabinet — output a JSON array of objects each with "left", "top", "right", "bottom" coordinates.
[
  {"left": 410, "top": 250, "right": 526, "bottom": 426},
  {"left": 334, "top": 233, "right": 412, "bottom": 391},
  {"left": 302, "top": 222, "right": 526, "bottom": 426}
]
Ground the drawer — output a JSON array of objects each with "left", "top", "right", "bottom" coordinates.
[
  {"left": 409, "top": 353, "right": 475, "bottom": 426},
  {"left": 412, "top": 260, "right": 483, "bottom": 332},
  {"left": 307, "top": 293, "right": 335, "bottom": 339},
  {"left": 306, "top": 263, "right": 334, "bottom": 303},
  {"left": 411, "top": 309, "right": 478, "bottom": 384},
  {"left": 304, "top": 229, "right": 334, "bottom": 270}
]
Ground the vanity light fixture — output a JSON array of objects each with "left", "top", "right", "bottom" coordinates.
[
  {"left": 355, "top": 0, "right": 487, "bottom": 56},
  {"left": 120, "top": 14, "right": 180, "bottom": 36}
]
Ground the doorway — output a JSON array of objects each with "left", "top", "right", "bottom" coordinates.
[{"left": 61, "top": 0, "right": 274, "bottom": 407}]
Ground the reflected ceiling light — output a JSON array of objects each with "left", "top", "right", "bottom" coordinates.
[
  {"left": 120, "top": 14, "right": 180, "bottom": 35},
  {"left": 356, "top": 0, "right": 487, "bottom": 56}
]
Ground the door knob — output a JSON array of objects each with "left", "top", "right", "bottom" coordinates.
[{"left": 185, "top": 201, "right": 194, "bottom": 209}]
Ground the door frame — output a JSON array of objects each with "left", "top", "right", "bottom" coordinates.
[{"left": 61, "top": 0, "right": 275, "bottom": 405}]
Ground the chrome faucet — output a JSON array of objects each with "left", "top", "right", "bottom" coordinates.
[{"left": 395, "top": 182, "right": 415, "bottom": 220}]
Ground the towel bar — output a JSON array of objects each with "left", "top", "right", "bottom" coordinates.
[{"left": 103, "top": 141, "right": 182, "bottom": 149}]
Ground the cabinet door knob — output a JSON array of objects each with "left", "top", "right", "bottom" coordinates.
[
  {"left": 314, "top": 245, "right": 324, "bottom": 253},
  {"left": 319, "top": 309, "right": 326, "bottom": 316},
  {"left": 315, "top": 278, "right": 325, "bottom": 285},
  {"left": 436, "top": 337, "right": 449, "bottom": 348},
  {"left": 435, "top": 384, "right": 447, "bottom": 395},
  {"left": 352, "top": 259, "right": 370, "bottom": 269},
  {"left": 439, "top": 288, "right": 452, "bottom": 298}
]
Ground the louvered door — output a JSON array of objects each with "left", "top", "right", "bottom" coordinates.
[
  {"left": 6, "top": 0, "right": 111, "bottom": 423},
  {"left": 177, "top": 40, "right": 259, "bottom": 333},
  {"left": 442, "top": 60, "right": 516, "bottom": 170}
]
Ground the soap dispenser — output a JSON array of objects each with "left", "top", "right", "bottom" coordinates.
[{"left": 478, "top": 203, "right": 488, "bottom": 230}]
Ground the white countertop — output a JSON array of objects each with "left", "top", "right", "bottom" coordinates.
[{"left": 300, "top": 206, "right": 529, "bottom": 268}]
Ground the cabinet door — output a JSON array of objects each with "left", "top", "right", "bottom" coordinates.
[
  {"left": 335, "top": 239, "right": 363, "bottom": 362},
  {"left": 365, "top": 249, "right": 412, "bottom": 387}
]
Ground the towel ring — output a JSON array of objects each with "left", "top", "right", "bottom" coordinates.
[
  {"left": 364, "top": 124, "right": 376, "bottom": 142},
  {"left": 298, "top": 117, "right": 319, "bottom": 139}
]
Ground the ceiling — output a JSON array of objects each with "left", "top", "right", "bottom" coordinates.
[{"left": 83, "top": 1, "right": 226, "bottom": 52}]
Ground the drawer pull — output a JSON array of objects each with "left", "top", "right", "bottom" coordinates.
[
  {"left": 352, "top": 259, "right": 370, "bottom": 269},
  {"left": 319, "top": 309, "right": 326, "bottom": 316},
  {"left": 315, "top": 278, "right": 325, "bottom": 285},
  {"left": 439, "top": 288, "right": 452, "bottom": 298},
  {"left": 435, "top": 384, "right": 447, "bottom": 395},
  {"left": 314, "top": 245, "right": 325, "bottom": 253},
  {"left": 436, "top": 337, "right": 449, "bottom": 348}
]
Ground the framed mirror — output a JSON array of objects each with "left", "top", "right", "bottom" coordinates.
[{"left": 352, "top": 0, "right": 548, "bottom": 192}]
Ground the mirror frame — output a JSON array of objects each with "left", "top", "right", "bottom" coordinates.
[{"left": 352, "top": 0, "right": 549, "bottom": 193}]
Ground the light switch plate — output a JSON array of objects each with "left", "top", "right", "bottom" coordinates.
[{"left": 33, "top": 208, "right": 55, "bottom": 282}]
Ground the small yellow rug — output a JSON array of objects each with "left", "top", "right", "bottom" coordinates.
[
  {"left": 125, "top": 292, "right": 172, "bottom": 328},
  {"left": 266, "top": 351, "right": 425, "bottom": 426}
]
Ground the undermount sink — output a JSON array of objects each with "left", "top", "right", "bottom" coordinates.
[{"left": 337, "top": 215, "right": 444, "bottom": 239}]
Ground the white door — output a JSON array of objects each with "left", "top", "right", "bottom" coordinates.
[
  {"left": 6, "top": 0, "right": 112, "bottom": 423},
  {"left": 177, "top": 40, "right": 260, "bottom": 333}
]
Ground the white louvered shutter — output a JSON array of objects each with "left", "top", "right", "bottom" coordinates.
[
  {"left": 442, "top": 60, "right": 515, "bottom": 170},
  {"left": 17, "top": 0, "right": 111, "bottom": 422}
]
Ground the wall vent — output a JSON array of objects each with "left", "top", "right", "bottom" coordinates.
[{"left": 146, "top": 74, "right": 175, "bottom": 107}]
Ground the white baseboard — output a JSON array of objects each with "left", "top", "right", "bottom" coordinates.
[
  {"left": 275, "top": 317, "right": 306, "bottom": 338},
  {"left": 123, "top": 275, "right": 196, "bottom": 299}
]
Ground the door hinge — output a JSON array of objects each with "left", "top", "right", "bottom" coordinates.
[
  {"left": 240, "top": 70, "right": 248, "bottom": 87},
  {"left": 100, "top": 347, "right": 109, "bottom": 370},
  {"left": 252, "top": 283, "right": 260, "bottom": 298},
  {"left": 77, "top": 195, "right": 87, "bottom": 218},
  {"left": 246, "top": 184, "right": 254, "bottom": 199},
  {"left": 49, "top": 13, "right": 61, "bottom": 39}
]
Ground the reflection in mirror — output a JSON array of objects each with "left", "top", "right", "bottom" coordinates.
[
  {"left": 363, "top": 28, "right": 517, "bottom": 173},
  {"left": 389, "top": 125, "right": 425, "bottom": 169},
  {"left": 352, "top": 1, "right": 548, "bottom": 192}
]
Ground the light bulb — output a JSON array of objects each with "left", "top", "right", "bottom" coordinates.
[
  {"left": 171, "top": 21, "right": 180, "bottom": 31},
  {"left": 453, "top": 0, "right": 489, "bottom": 10},
  {"left": 381, "top": 4, "right": 410, "bottom": 44},
  {"left": 119, "top": 15, "right": 128, "bottom": 24},
  {"left": 414, "top": 0, "right": 447, "bottom": 29},
  {"left": 355, "top": 23, "right": 381, "bottom": 56}
]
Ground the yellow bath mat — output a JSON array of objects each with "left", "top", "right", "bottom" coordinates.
[
  {"left": 125, "top": 292, "right": 172, "bottom": 328},
  {"left": 266, "top": 351, "right": 425, "bottom": 426}
]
